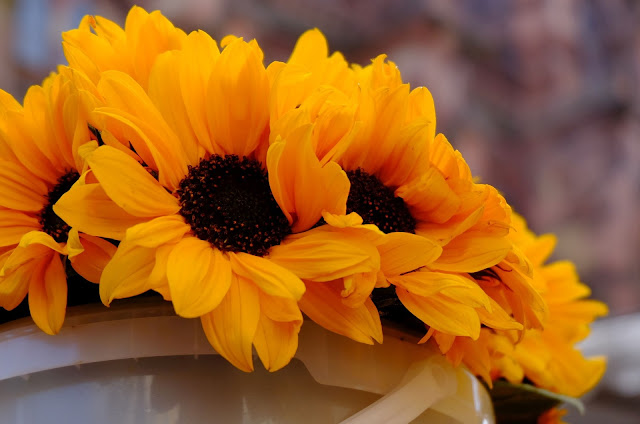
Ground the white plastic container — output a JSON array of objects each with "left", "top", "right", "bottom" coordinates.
[{"left": 0, "top": 299, "right": 494, "bottom": 424}]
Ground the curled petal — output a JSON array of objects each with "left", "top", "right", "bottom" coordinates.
[{"left": 299, "top": 280, "right": 382, "bottom": 345}]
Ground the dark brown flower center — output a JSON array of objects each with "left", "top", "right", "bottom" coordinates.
[
  {"left": 177, "top": 155, "right": 291, "bottom": 256},
  {"left": 39, "top": 171, "right": 80, "bottom": 243},
  {"left": 346, "top": 168, "right": 416, "bottom": 234}
]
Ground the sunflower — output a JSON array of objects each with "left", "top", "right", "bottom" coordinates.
[
  {"left": 62, "top": 6, "right": 186, "bottom": 89},
  {"left": 55, "top": 34, "right": 384, "bottom": 372},
  {"left": 441, "top": 214, "right": 607, "bottom": 396},
  {"left": 268, "top": 29, "right": 521, "bottom": 342},
  {"left": 0, "top": 70, "right": 116, "bottom": 335}
]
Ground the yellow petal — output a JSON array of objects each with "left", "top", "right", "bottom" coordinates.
[
  {"left": 28, "top": 253, "right": 67, "bottom": 335},
  {"left": 396, "top": 166, "right": 461, "bottom": 224},
  {"left": 148, "top": 50, "right": 204, "bottom": 167},
  {"left": 476, "top": 297, "right": 523, "bottom": 331},
  {"left": 0, "top": 242, "right": 51, "bottom": 278},
  {"left": 254, "top": 311, "right": 301, "bottom": 372},
  {"left": 299, "top": 279, "right": 383, "bottom": 344},
  {"left": 396, "top": 287, "right": 481, "bottom": 339},
  {"left": 0, "top": 251, "right": 30, "bottom": 310},
  {"left": 206, "top": 38, "right": 269, "bottom": 156},
  {"left": 18, "top": 231, "right": 66, "bottom": 254},
  {"left": 433, "top": 233, "right": 511, "bottom": 273},
  {"left": 178, "top": 31, "right": 220, "bottom": 155},
  {"left": 230, "top": 252, "right": 305, "bottom": 300},
  {"left": 377, "top": 232, "right": 442, "bottom": 277},
  {"left": 267, "top": 125, "right": 350, "bottom": 232},
  {"left": 86, "top": 145, "right": 180, "bottom": 217},
  {"left": 390, "top": 270, "right": 490, "bottom": 310},
  {"left": 268, "top": 227, "right": 380, "bottom": 283},
  {"left": 95, "top": 70, "right": 188, "bottom": 188},
  {"left": 69, "top": 233, "right": 117, "bottom": 284},
  {"left": 288, "top": 29, "right": 328, "bottom": 67},
  {"left": 321, "top": 211, "right": 364, "bottom": 228},
  {"left": 65, "top": 228, "right": 84, "bottom": 260},
  {"left": 200, "top": 275, "right": 260, "bottom": 372},
  {"left": 125, "top": 215, "right": 191, "bottom": 248},
  {"left": 99, "top": 240, "right": 157, "bottom": 305},
  {"left": 54, "top": 175, "right": 149, "bottom": 240},
  {"left": 167, "top": 237, "right": 232, "bottom": 318}
]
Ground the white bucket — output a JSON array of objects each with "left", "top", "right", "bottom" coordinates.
[{"left": 0, "top": 299, "right": 494, "bottom": 424}]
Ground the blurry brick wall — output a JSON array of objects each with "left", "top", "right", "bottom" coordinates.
[{"left": 1, "top": 0, "right": 638, "bottom": 315}]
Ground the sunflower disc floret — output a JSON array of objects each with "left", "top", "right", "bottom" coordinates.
[{"left": 177, "top": 154, "right": 291, "bottom": 256}]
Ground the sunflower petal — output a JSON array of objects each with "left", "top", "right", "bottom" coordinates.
[
  {"left": 85, "top": 145, "right": 180, "bottom": 217},
  {"left": 0, "top": 252, "right": 31, "bottom": 310},
  {"left": 377, "top": 232, "right": 442, "bottom": 277},
  {"left": 167, "top": 237, "right": 231, "bottom": 318},
  {"left": 254, "top": 312, "right": 301, "bottom": 372},
  {"left": 54, "top": 175, "right": 149, "bottom": 240},
  {"left": 433, "top": 233, "right": 511, "bottom": 273},
  {"left": 99, "top": 240, "right": 157, "bottom": 305},
  {"left": 0, "top": 160, "right": 48, "bottom": 212},
  {"left": 28, "top": 253, "right": 67, "bottom": 335},
  {"left": 200, "top": 275, "right": 260, "bottom": 372},
  {"left": 267, "top": 125, "right": 350, "bottom": 232},
  {"left": 299, "top": 280, "right": 383, "bottom": 344},
  {"left": 69, "top": 233, "right": 117, "bottom": 284},
  {"left": 0, "top": 210, "right": 40, "bottom": 247},
  {"left": 206, "top": 38, "right": 269, "bottom": 157},
  {"left": 396, "top": 287, "right": 481, "bottom": 339},
  {"left": 268, "top": 228, "right": 380, "bottom": 283},
  {"left": 125, "top": 215, "right": 190, "bottom": 248},
  {"left": 230, "top": 252, "right": 305, "bottom": 299}
]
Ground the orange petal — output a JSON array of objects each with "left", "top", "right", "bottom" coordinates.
[
  {"left": 299, "top": 280, "right": 383, "bottom": 344},
  {"left": 69, "top": 233, "right": 117, "bottom": 284},
  {"left": 0, "top": 242, "right": 51, "bottom": 278},
  {"left": 0, "top": 160, "right": 48, "bottom": 212},
  {"left": 0, "top": 209, "right": 40, "bottom": 247},
  {"left": 200, "top": 275, "right": 260, "bottom": 372}
]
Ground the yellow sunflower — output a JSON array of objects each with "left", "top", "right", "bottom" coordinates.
[
  {"left": 268, "top": 29, "right": 521, "bottom": 342},
  {"left": 441, "top": 214, "right": 607, "bottom": 396},
  {"left": 62, "top": 6, "right": 186, "bottom": 89},
  {"left": 55, "top": 34, "right": 383, "bottom": 372},
  {"left": 0, "top": 70, "right": 115, "bottom": 335}
]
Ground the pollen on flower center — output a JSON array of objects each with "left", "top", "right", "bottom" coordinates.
[
  {"left": 346, "top": 168, "right": 416, "bottom": 234},
  {"left": 177, "top": 155, "right": 291, "bottom": 256},
  {"left": 39, "top": 171, "right": 80, "bottom": 243}
]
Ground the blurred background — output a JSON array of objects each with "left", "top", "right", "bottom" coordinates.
[{"left": 0, "top": 0, "right": 638, "bottom": 421}]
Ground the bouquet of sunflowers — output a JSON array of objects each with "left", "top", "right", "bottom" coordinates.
[{"left": 0, "top": 7, "right": 607, "bottom": 423}]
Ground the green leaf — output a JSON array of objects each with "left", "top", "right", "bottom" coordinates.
[{"left": 490, "top": 380, "right": 584, "bottom": 423}]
